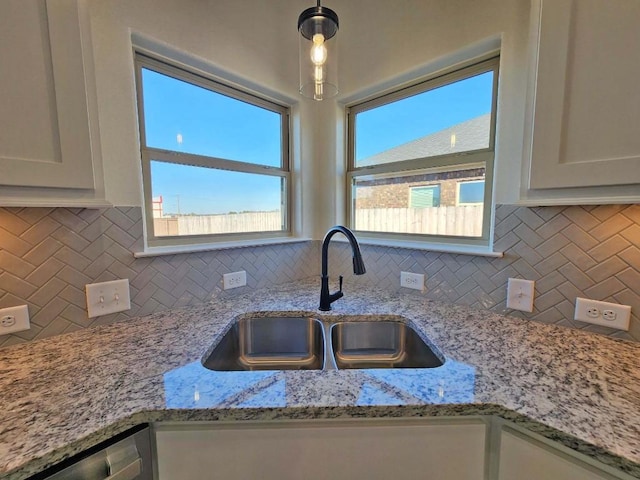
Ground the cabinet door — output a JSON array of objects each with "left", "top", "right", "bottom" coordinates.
[
  {"left": 499, "top": 430, "right": 621, "bottom": 480},
  {"left": 155, "top": 419, "right": 487, "bottom": 480},
  {"left": 0, "top": 0, "right": 97, "bottom": 190},
  {"left": 527, "top": 0, "right": 640, "bottom": 189}
]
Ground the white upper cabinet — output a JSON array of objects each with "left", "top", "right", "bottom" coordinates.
[
  {"left": 523, "top": 0, "right": 640, "bottom": 200},
  {"left": 0, "top": 0, "right": 107, "bottom": 206}
]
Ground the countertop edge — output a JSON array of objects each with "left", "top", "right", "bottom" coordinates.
[{"left": 8, "top": 403, "right": 640, "bottom": 480}]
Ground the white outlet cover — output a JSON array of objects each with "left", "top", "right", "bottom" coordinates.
[
  {"left": 400, "top": 271, "right": 425, "bottom": 291},
  {"left": 223, "top": 271, "right": 247, "bottom": 290},
  {"left": 574, "top": 297, "right": 631, "bottom": 331},
  {"left": 506, "top": 278, "right": 535, "bottom": 312},
  {"left": 0, "top": 305, "right": 30, "bottom": 335},
  {"left": 86, "top": 279, "right": 131, "bottom": 318}
]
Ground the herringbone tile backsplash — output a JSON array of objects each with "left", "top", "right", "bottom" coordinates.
[
  {"left": 329, "top": 204, "right": 640, "bottom": 342},
  {"left": 0, "top": 207, "right": 318, "bottom": 348},
  {"left": 1, "top": 204, "right": 639, "bottom": 347}
]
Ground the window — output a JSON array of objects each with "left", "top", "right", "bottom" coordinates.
[
  {"left": 410, "top": 185, "right": 441, "bottom": 208},
  {"left": 457, "top": 180, "right": 485, "bottom": 205},
  {"left": 135, "top": 54, "right": 290, "bottom": 248},
  {"left": 347, "top": 57, "right": 498, "bottom": 247}
]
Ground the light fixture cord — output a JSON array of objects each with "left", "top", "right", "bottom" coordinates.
[{"left": 317, "top": 0, "right": 321, "bottom": 6}]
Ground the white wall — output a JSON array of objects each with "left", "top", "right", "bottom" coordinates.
[
  {"left": 331, "top": 0, "right": 531, "bottom": 209},
  {"left": 90, "top": 0, "right": 299, "bottom": 204},
  {"left": 88, "top": 0, "right": 531, "bottom": 238}
]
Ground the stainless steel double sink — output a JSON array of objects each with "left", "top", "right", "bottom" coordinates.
[{"left": 202, "top": 316, "right": 444, "bottom": 371}]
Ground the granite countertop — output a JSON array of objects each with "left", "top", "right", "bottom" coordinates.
[{"left": 1, "top": 278, "right": 639, "bottom": 479}]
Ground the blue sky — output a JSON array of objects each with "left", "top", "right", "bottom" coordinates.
[
  {"left": 355, "top": 72, "right": 494, "bottom": 161},
  {"left": 142, "top": 68, "right": 493, "bottom": 215}
]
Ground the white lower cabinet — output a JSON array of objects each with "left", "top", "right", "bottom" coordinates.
[
  {"left": 153, "top": 418, "right": 637, "bottom": 480},
  {"left": 154, "top": 418, "right": 488, "bottom": 480},
  {"left": 497, "top": 427, "right": 633, "bottom": 480}
]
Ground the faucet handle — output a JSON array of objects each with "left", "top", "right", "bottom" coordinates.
[{"left": 339, "top": 275, "right": 343, "bottom": 292}]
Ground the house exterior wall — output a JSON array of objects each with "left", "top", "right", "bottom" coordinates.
[{"left": 356, "top": 169, "right": 485, "bottom": 209}]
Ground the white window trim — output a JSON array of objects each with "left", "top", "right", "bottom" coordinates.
[
  {"left": 133, "top": 237, "right": 313, "bottom": 258},
  {"left": 134, "top": 52, "right": 293, "bottom": 251},
  {"left": 345, "top": 56, "right": 500, "bottom": 251},
  {"left": 329, "top": 235, "right": 504, "bottom": 258}
]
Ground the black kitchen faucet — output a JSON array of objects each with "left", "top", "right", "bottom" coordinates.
[{"left": 319, "top": 226, "right": 366, "bottom": 311}]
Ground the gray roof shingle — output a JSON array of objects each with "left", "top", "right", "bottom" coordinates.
[{"left": 358, "top": 113, "right": 491, "bottom": 166}]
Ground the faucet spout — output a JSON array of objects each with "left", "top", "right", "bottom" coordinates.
[{"left": 319, "top": 226, "right": 366, "bottom": 311}]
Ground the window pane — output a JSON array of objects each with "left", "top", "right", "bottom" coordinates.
[
  {"left": 142, "top": 68, "right": 282, "bottom": 167},
  {"left": 353, "top": 166, "right": 485, "bottom": 237},
  {"left": 410, "top": 185, "right": 441, "bottom": 208},
  {"left": 355, "top": 71, "right": 494, "bottom": 167},
  {"left": 150, "top": 161, "right": 285, "bottom": 237},
  {"left": 458, "top": 180, "right": 485, "bottom": 204}
]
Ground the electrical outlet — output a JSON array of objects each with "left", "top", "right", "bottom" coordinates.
[
  {"left": 223, "top": 270, "right": 247, "bottom": 290},
  {"left": 0, "top": 305, "right": 30, "bottom": 335},
  {"left": 86, "top": 279, "right": 131, "bottom": 318},
  {"left": 586, "top": 307, "right": 600, "bottom": 318},
  {"left": 506, "top": 278, "right": 535, "bottom": 312},
  {"left": 574, "top": 298, "right": 631, "bottom": 331},
  {"left": 400, "top": 271, "right": 425, "bottom": 291}
]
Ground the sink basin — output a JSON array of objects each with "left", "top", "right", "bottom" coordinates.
[
  {"left": 203, "top": 316, "right": 444, "bottom": 372},
  {"left": 202, "top": 316, "right": 325, "bottom": 371},
  {"left": 330, "top": 321, "right": 443, "bottom": 369}
]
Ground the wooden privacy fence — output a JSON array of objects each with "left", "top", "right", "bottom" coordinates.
[
  {"left": 354, "top": 206, "right": 483, "bottom": 236},
  {"left": 153, "top": 206, "right": 483, "bottom": 237},
  {"left": 154, "top": 211, "right": 282, "bottom": 236}
]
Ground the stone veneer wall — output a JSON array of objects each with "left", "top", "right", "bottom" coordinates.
[
  {"left": 1, "top": 204, "right": 639, "bottom": 347},
  {"left": 0, "top": 207, "right": 318, "bottom": 348},
  {"left": 328, "top": 204, "right": 640, "bottom": 342}
]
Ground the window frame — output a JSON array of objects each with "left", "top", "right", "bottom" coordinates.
[
  {"left": 134, "top": 53, "right": 291, "bottom": 249},
  {"left": 346, "top": 56, "right": 499, "bottom": 248}
]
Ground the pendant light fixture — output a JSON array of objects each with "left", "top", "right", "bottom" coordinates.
[{"left": 298, "top": 1, "right": 339, "bottom": 101}]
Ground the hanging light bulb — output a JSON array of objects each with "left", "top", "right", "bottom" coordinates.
[
  {"left": 298, "top": 2, "right": 339, "bottom": 101},
  {"left": 311, "top": 34, "right": 327, "bottom": 66},
  {"left": 311, "top": 33, "right": 327, "bottom": 99}
]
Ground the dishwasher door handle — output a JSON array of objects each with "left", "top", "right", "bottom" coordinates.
[
  {"left": 106, "top": 437, "right": 143, "bottom": 480},
  {"left": 41, "top": 427, "right": 151, "bottom": 480},
  {"left": 105, "top": 457, "right": 142, "bottom": 480}
]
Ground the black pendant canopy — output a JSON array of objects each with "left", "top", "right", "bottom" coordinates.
[{"left": 298, "top": 4, "right": 339, "bottom": 41}]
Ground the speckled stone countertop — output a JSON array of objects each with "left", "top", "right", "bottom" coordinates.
[{"left": 1, "top": 278, "right": 639, "bottom": 479}]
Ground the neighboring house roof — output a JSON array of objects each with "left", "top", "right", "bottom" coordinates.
[{"left": 357, "top": 113, "right": 491, "bottom": 167}]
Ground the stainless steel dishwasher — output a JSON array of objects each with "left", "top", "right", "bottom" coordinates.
[{"left": 34, "top": 425, "right": 153, "bottom": 480}]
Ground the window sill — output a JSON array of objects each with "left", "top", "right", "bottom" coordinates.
[
  {"left": 352, "top": 236, "right": 504, "bottom": 258},
  {"left": 133, "top": 237, "right": 313, "bottom": 258}
]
